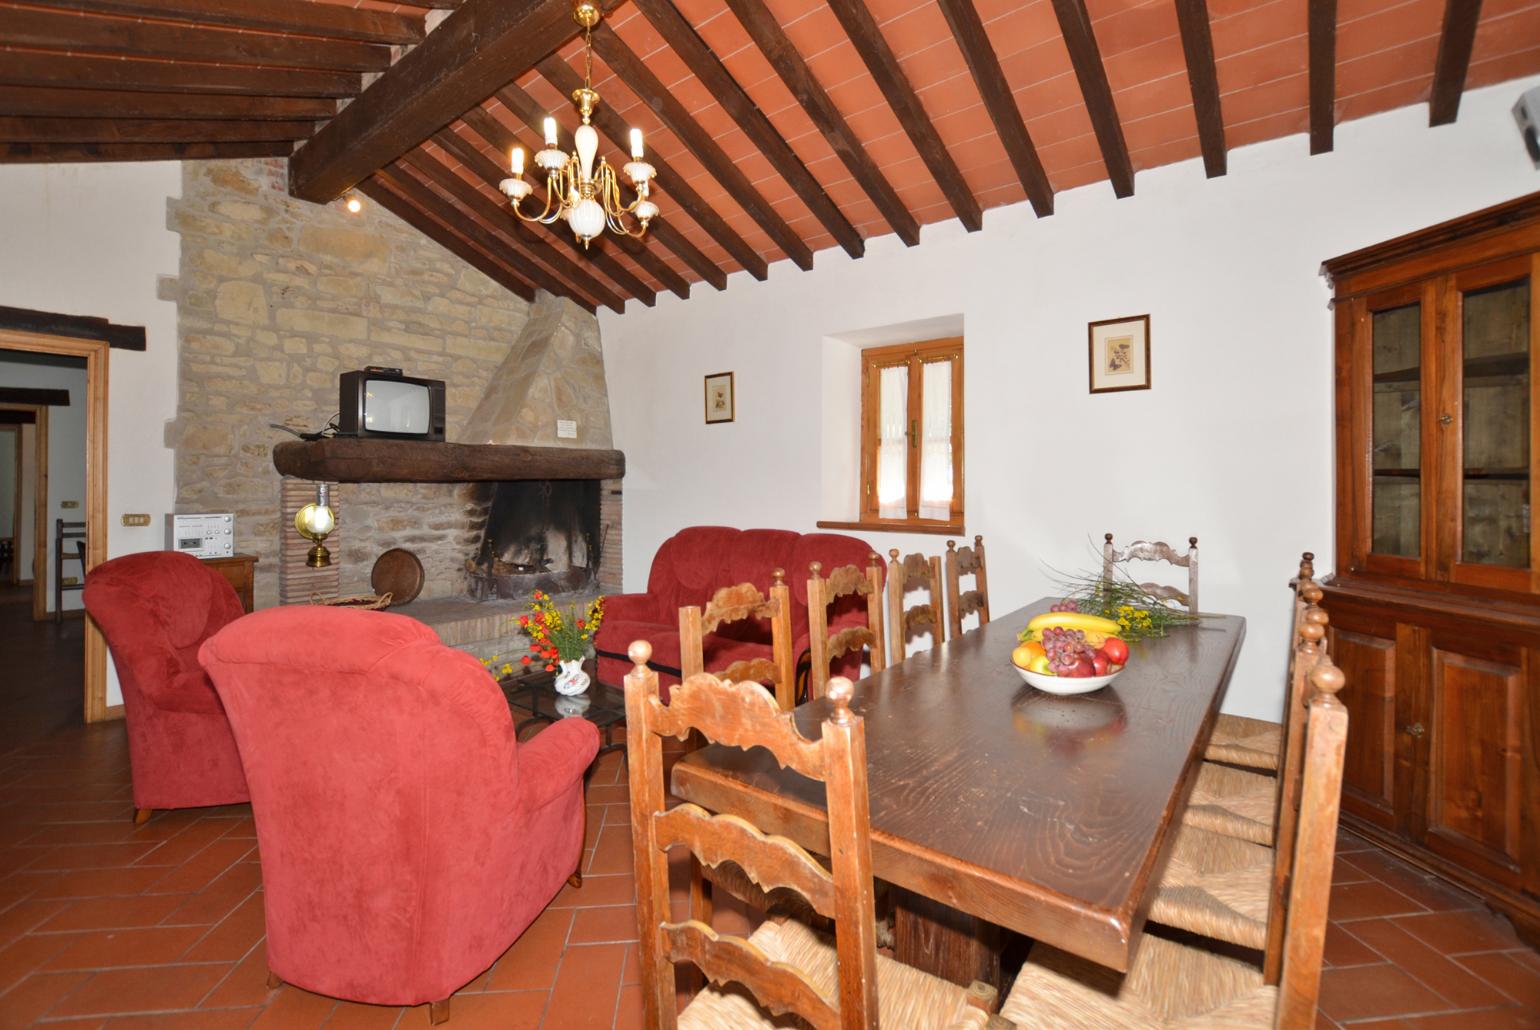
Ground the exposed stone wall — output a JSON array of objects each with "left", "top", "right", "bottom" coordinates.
[{"left": 167, "top": 158, "right": 610, "bottom": 608}]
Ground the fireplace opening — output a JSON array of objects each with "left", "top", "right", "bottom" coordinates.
[{"left": 466, "top": 480, "right": 602, "bottom": 601}]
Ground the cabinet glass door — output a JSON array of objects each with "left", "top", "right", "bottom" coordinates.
[
  {"left": 1459, "top": 275, "right": 1531, "bottom": 575},
  {"left": 1369, "top": 300, "right": 1423, "bottom": 561}
]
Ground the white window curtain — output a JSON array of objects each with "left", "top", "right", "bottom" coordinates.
[
  {"left": 918, "top": 359, "right": 953, "bottom": 519},
  {"left": 876, "top": 364, "right": 909, "bottom": 518}
]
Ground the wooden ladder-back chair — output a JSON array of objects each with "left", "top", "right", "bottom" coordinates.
[
  {"left": 886, "top": 549, "right": 945, "bottom": 663},
  {"left": 679, "top": 570, "right": 797, "bottom": 711},
  {"left": 623, "top": 642, "right": 998, "bottom": 1030},
  {"left": 997, "top": 649, "right": 1349, "bottom": 1028},
  {"left": 943, "top": 536, "right": 990, "bottom": 638},
  {"left": 1204, "top": 553, "right": 1320, "bottom": 772},
  {"left": 1145, "top": 596, "right": 1332, "bottom": 955},
  {"left": 1103, "top": 532, "right": 1198, "bottom": 614},
  {"left": 807, "top": 556, "right": 886, "bottom": 701}
]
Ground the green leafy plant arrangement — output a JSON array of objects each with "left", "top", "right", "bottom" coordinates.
[{"left": 1046, "top": 562, "right": 1199, "bottom": 641}]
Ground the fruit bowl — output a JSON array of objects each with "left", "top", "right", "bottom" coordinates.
[{"left": 1015, "top": 665, "right": 1121, "bottom": 695}]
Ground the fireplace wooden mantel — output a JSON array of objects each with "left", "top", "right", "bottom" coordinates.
[{"left": 272, "top": 438, "right": 625, "bottom": 483}]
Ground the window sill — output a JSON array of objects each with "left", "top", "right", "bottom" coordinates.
[{"left": 816, "top": 518, "right": 965, "bottom": 537}]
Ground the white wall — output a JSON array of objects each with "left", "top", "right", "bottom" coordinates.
[
  {"left": 0, "top": 357, "right": 87, "bottom": 610},
  {"left": 0, "top": 162, "right": 183, "bottom": 706},
  {"left": 601, "top": 77, "right": 1540, "bottom": 721}
]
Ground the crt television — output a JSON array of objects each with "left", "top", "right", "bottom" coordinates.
[{"left": 338, "top": 369, "right": 446, "bottom": 441}]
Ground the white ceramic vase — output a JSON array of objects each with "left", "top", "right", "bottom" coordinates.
[{"left": 554, "top": 658, "right": 590, "bottom": 696}]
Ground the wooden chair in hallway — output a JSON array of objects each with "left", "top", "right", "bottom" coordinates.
[
  {"left": 622, "top": 641, "right": 998, "bottom": 1029},
  {"left": 54, "top": 518, "right": 86, "bottom": 623},
  {"left": 807, "top": 555, "right": 886, "bottom": 700},
  {"left": 944, "top": 536, "right": 990, "bottom": 637},
  {"left": 885, "top": 548, "right": 945, "bottom": 662},
  {"left": 678, "top": 570, "right": 797, "bottom": 711}
]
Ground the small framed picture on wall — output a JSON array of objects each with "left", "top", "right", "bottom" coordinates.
[
  {"left": 704, "top": 371, "right": 735, "bottom": 424},
  {"left": 1088, "top": 314, "right": 1151, "bottom": 394}
]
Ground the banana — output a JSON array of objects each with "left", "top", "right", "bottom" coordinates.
[{"left": 1025, "top": 611, "right": 1121, "bottom": 637}]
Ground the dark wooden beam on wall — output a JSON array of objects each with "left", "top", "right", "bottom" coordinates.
[
  {"left": 28, "top": 0, "right": 426, "bottom": 46},
  {"left": 0, "top": 306, "right": 145, "bottom": 350},
  {"left": 455, "top": 110, "right": 688, "bottom": 301},
  {"left": 428, "top": 128, "right": 656, "bottom": 304},
  {"left": 392, "top": 151, "right": 622, "bottom": 313},
  {"left": 519, "top": 68, "right": 745, "bottom": 285},
  {"left": 0, "top": 86, "right": 337, "bottom": 121},
  {"left": 1309, "top": 0, "right": 1336, "bottom": 154},
  {"left": 362, "top": 172, "right": 544, "bottom": 305},
  {"left": 724, "top": 0, "right": 919, "bottom": 246},
  {"left": 1, "top": 6, "right": 394, "bottom": 73},
  {"left": 0, "top": 52, "right": 361, "bottom": 98},
  {"left": 0, "top": 118, "right": 316, "bottom": 144},
  {"left": 0, "top": 141, "right": 292, "bottom": 163},
  {"left": 937, "top": 0, "right": 1054, "bottom": 216},
  {"left": 0, "top": 411, "right": 37, "bottom": 425},
  {"left": 288, "top": 0, "right": 587, "bottom": 202},
  {"left": 591, "top": 23, "right": 815, "bottom": 272},
  {"left": 0, "top": 388, "right": 71, "bottom": 406},
  {"left": 1049, "top": 0, "right": 1134, "bottom": 198},
  {"left": 1173, "top": 0, "right": 1226, "bottom": 178},
  {"left": 1430, "top": 0, "right": 1482, "bottom": 126},
  {"left": 631, "top": 0, "right": 863, "bottom": 260},
  {"left": 824, "top": 0, "right": 982, "bottom": 231}
]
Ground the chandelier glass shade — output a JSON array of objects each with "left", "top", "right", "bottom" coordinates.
[{"left": 498, "top": 1, "right": 658, "bottom": 248}]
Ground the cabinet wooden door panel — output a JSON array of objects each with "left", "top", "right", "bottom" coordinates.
[
  {"left": 1330, "top": 622, "right": 1400, "bottom": 829},
  {"left": 1423, "top": 641, "right": 1525, "bottom": 888}
]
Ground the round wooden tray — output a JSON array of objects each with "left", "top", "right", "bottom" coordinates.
[{"left": 371, "top": 548, "right": 424, "bottom": 604}]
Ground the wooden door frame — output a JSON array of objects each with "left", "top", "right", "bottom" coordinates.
[
  {"left": 0, "top": 404, "right": 47, "bottom": 611},
  {"left": 0, "top": 423, "right": 21, "bottom": 586},
  {"left": 0, "top": 328, "right": 111, "bottom": 722}
]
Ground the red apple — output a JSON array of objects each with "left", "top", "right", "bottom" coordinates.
[
  {"left": 1067, "top": 657, "right": 1096, "bottom": 678},
  {"left": 1091, "top": 652, "right": 1110, "bottom": 676},
  {"left": 1101, "top": 637, "right": 1129, "bottom": 665}
]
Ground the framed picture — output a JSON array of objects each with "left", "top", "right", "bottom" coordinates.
[
  {"left": 704, "top": 371, "right": 735, "bottom": 424},
  {"left": 1088, "top": 314, "right": 1151, "bottom": 394}
]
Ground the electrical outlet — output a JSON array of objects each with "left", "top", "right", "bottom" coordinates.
[
  {"left": 61, "top": 577, "right": 78, "bottom": 586},
  {"left": 556, "top": 419, "right": 577, "bottom": 439},
  {"left": 61, "top": 500, "right": 80, "bottom": 510},
  {"left": 122, "top": 514, "right": 151, "bottom": 527}
]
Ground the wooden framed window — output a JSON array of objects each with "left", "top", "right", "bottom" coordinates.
[{"left": 859, "top": 338, "right": 963, "bottom": 527}]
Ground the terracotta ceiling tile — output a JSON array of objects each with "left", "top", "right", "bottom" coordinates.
[
  {"left": 1221, "top": 72, "right": 1309, "bottom": 131},
  {"left": 1022, "top": 99, "right": 1097, "bottom": 148},
  {"left": 1338, "top": 76, "right": 1434, "bottom": 122},
  {"left": 1217, "top": 37, "right": 1312, "bottom": 94},
  {"left": 1337, "top": 39, "right": 1439, "bottom": 98},
  {"left": 1049, "top": 156, "right": 1114, "bottom": 193},
  {"left": 1112, "top": 71, "right": 1196, "bottom": 122},
  {"left": 1210, "top": 0, "right": 1308, "bottom": 58},
  {"left": 1335, "top": 0, "right": 1442, "bottom": 62},
  {"left": 1467, "top": 44, "right": 1540, "bottom": 91},
  {"left": 1123, "top": 107, "right": 1202, "bottom": 166},
  {"left": 1128, "top": 134, "right": 1204, "bottom": 173},
  {"left": 1473, "top": 5, "right": 1540, "bottom": 63},
  {"left": 1085, "top": 0, "right": 1181, "bottom": 57}
]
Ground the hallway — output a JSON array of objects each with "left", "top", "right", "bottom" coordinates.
[{"left": 0, "top": 582, "right": 83, "bottom": 756}]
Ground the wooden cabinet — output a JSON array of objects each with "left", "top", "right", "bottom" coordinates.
[
  {"left": 201, "top": 553, "right": 258, "bottom": 614},
  {"left": 1323, "top": 194, "right": 1540, "bottom": 943}
]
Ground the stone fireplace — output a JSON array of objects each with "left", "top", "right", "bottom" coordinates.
[{"left": 465, "top": 479, "right": 602, "bottom": 601}]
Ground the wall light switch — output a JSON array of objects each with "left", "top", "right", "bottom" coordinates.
[
  {"left": 122, "top": 514, "right": 152, "bottom": 527},
  {"left": 61, "top": 500, "right": 80, "bottom": 509},
  {"left": 556, "top": 419, "right": 577, "bottom": 439}
]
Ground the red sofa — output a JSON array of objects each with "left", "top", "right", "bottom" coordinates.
[
  {"left": 83, "top": 551, "right": 249, "bottom": 819},
  {"left": 199, "top": 606, "right": 598, "bottom": 1015},
  {"left": 594, "top": 526, "right": 878, "bottom": 696}
]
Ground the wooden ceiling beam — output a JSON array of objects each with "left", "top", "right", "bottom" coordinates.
[
  {"left": 1049, "top": 0, "right": 1134, "bottom": 198},
  {"left": 937, "top": 0, "right": 1054, "bottom": 217},
  {"left": 0, "top": 117, "right": 313, "bottom": 143},
  {"left": 1, "top": 6, "right": 393, "bottom": 73},
  {"left": 24, "top": 0, "right": 425, "bottom": 46},
  {"left": 0, "top": 141, "right": 291, "bottom": 163},
  {"left": 0, "top": 85, "right": 336, "bottom": 121},
  {"left": 361, "top": 174, "right": 542, "bottom": 305},
  {"left": 724, "top": 0, "right": 918, "bottom": 246},
  {"left": 455, "top": 110, "right": 686, "bottom": 301},
  {"left": 513, "top": 70, "right": 740, "bottom": 286},
  {"left": 1173, "top": 0, "right": 1226, "bottom": 178},
  {"left": 825, "top": 0, "right": 981, "bottom": 231},
  {"left": 591, "top": 24, "right": 815, "bottom": 271},
  {"left": 400, "top": 148, "right": 625, "bottom": 313},
  {"left": 1309, "top": 0, "right": 1336, "bottom": 154},
  {"left": 288, "top": 0, "right": 588, "bottom": 203},
  {"left": 1430, "top": 0, "right": 1482, "bottom": 126},
  {"left": 0, "top": 51, "right": 360, "bottom": 98},
  {"left": 426, "top": 128, "right": 654, "bottom": 307},
  {"left": 631, "top": 0, "right": 863, "bottom": 260}
]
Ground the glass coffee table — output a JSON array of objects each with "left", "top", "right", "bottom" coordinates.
[{"left": 498, "top": 660, "right": 626, "bottom": 758}]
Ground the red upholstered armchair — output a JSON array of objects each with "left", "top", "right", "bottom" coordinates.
[
  {"left": 199, "top": 606, "right": 598, "bottom": 1021},
  {"left": 83, "top": 550, "right": 249, "bottom": 822},
  {"left": 594, "top": 526, "right": 878, "bottom": 697}
]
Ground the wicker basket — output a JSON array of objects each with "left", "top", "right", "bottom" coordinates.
[{"left": 310, "top": 592, "right": 393, "bottom": 610}]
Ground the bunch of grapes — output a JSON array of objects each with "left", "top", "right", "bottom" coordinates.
[
  {"left": 1048, "top": 599, "right": 1081, "bottom": 613},
  {"left": 1040, "top": 626, "right": 1094, "bottom": 674}
]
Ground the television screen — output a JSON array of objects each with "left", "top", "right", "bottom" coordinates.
[{"left": 364, "top": 378, "right": 432, "bottom": 435}]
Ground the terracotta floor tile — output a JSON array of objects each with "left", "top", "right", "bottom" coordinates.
[
  {"left": 247, "top": 985, "right": 337, "bottom": 1028},
  {"left": 0, "top": 970, "right": 91, "bottom": 1028},
  {"left": 182, "top": 890, "right": 268, "bottom": 962},
  {"left": 1343, "top": 918, "right": 1512, "bottom": 1010},
  {"left": 146, "top": 837, "right": 258, "bottom": 895},
  {"left": 546, "top": 943, "right": 626, "bottom": 1029},
  {"left": 133, "top": 819, "right": 238, "bottom": 870},
  {"left": 0, "top": 930, "right": 72, "bottom": 993},
  {"left": 21, "top": 866, "right": 170, "bottom": 900},
  {"left": 1341, "top": 849, "right": 1482, "bottom": 913},
  {"left": 621, "top": 944, "right": 639, "bottom": 986},
  {"left": 1316, "top": 963, "right": 1451, "bottom": 1023},
  {"left": 568, "top": 905, "right": 639, "bottom": 945},
  {"left": 200, "top": 944, "right": 280, "bottom": 1010},
  {"left": 552, "top": 873, "right": 635, "bottom": 909},
  {"left": 47, "top": 963, "right": 230, "bottom": 1018},
  {"left": 487, "top": 908, "right": 573, "bottom": 992},
  {"left": 586, "top": 825, "right": 634, "bottom": 877},
  {"left": 0, "top": 898, "right": 69, "bottom": 943},
  {"left": 319, "top": 999, "right": 406, "bottom": 1028},
  {"left": 1332, "top": 853, "right": 1376, "bottom": 885},
  {"left": 38, "top": 892, "right": 193, "bottom": 932},
  {"left": 1395, "top": 910, "right": 1522, "bottom": 955},
  {"left": 161, "top": 862, "right": 262, "bottom": 925},
  {"left": 22, "top": 843, "right": 162, "bottom": 872},
  {"left": 1328, "top": 880, "right": 1428, "bottom": 921},
  {"left": 420, "top": 990, "right": 545, "bottom": 1029},
  {"left": 612, "top": 983, "right": 643, "bottom": 1030},
  {"left": 102, "top": 1008, "right": 264, "bottom": 1029},
  {"left": 585, "top": 782, "right": 629, "bottom": 806},
  {"left": 1458, "top": 951, "right": 1540, "bottom": 1009},
  {"left": 1362, "top": 1008, "right": 1540, "bottom": 1028},
  {"left": 42, "top": 924, "right": 209, "bottom": 971},
  {"left": 1323, "top": 922, "right": 1383, "bottom": 967}
]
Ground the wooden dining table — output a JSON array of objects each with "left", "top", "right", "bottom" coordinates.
[{"left": 670, "top": 599, "right": 1247, "bottom": 988}]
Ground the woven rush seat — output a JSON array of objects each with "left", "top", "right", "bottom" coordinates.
[
  {"left": 1181, "top": 762, "right": 1276, "bottom": 846},
  {"left": 998, "top": 933, "right": 1278, "bottom": 1028},
  {"left": 1148, "top": 825, "right": 1271, "bottom": 951},
  {"left": 1203, "top": 713, "right": 1282, "bottom": 771},
  {"left": 679, "top": 918, "right": 993, "bottom": 1030}
]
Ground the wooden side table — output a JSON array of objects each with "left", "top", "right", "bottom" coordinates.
[{"left": 202, "top": 553, "right": 259, "bottom": 613}]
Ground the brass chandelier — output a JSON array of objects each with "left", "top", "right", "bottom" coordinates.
[{"left": 498, "top": 0, "right": 659, "bottom": 247}]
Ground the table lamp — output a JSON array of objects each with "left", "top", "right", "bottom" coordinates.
[{"left": 295, "top": 483, "right": 336, "bottom": 568}]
